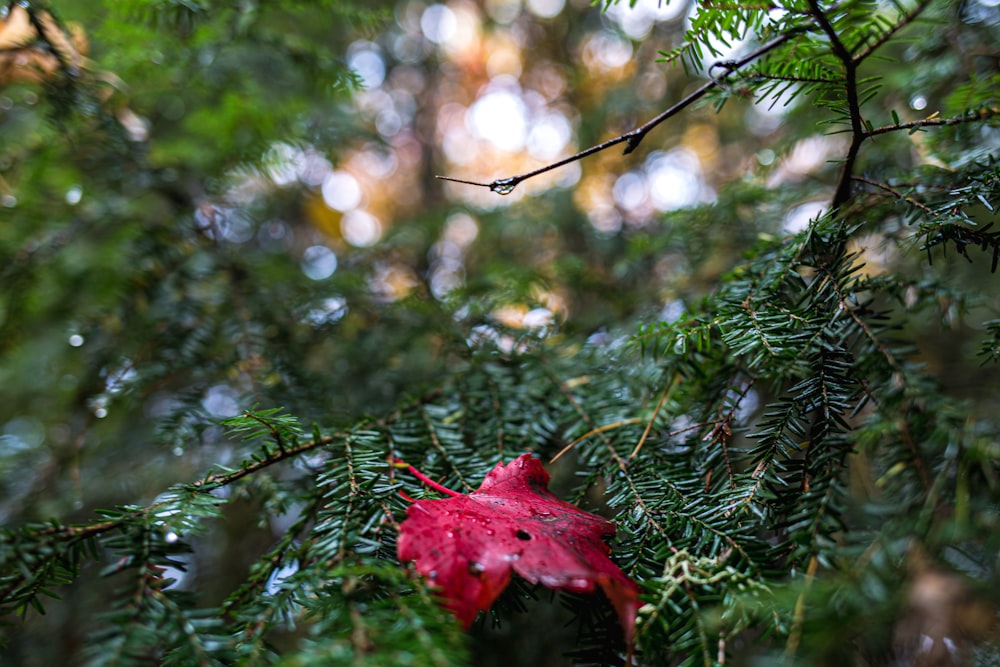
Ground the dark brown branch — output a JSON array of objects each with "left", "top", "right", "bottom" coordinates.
[
  {"left": 806, "top": 0, "right": 852, "bottom": 63},
  {"left": 822, "top": 0, "right": 936, "bottom": 209},
  {"left": 436, "top": 29, "right": 805, "bottom": 196},
  {"left": 807, "top": 0, "right": 863, "bottom": 210},
  {"left": 864, "top": 107, "right": 1000, "bottom": 137}
]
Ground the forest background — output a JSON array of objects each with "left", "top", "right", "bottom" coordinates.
[{"left": 1, "top": 0, "right": 999, "bottom": 665}]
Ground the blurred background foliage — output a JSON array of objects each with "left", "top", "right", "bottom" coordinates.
[{"left": 1, "top": 0, "right": 999, "bottom": 664}]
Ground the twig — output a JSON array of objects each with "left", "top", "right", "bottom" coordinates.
[
  {"left": 629, "top": 375, "right": 681, "bottom": 461},
  {"left": 864, "top": 107, "right": 1000, "bottom": 138},
  {"left": 806, "top": 0, "right": 851, "bottom": 63},
  {"left": 243, "top": 410, "right": 285, "bottom": 452},
  {"left": 747, "top": 71, "right": 839, "bottom": 84},
  {"left": 550, "top": 418, "right": 645, "bottom": 463},
  {"left": 784, "top": 554, "right": 819, "bottom": 665},
  {"left": 852, "top": 175, "right": 935, "bottom": 215},
  {"left": 436, "top": 30, "right": 805, "bottom": 196},
  {"left": 709, "top": 373, "right": 756, "bottom": 490}
]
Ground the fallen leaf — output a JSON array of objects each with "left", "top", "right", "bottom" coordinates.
[{"left": 397, "top": 453, "right": 639, "bottom": 642}]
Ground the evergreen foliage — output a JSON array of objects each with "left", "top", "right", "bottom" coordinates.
[{"left": 1, "top": 0, "right": 998, "bottom": 665}]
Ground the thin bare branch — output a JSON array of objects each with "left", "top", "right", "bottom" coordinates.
[
  {"left": 629, "top": 375, "right": 681, "bottom": 461},
  {"left": 436, "top": 29, "right": 805, "bottom": 196}
]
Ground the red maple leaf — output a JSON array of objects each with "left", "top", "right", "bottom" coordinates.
[{"left": 396, "top": 453, "right": 640, "bottom": 643}]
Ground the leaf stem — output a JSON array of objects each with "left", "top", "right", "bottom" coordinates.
[{"left": 392, "top": 460, "right": 464, "bottom": 497}]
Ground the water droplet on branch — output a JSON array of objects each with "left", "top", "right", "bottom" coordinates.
[{"left": 490, "top": 179, "right": 518, "bottom": 195}]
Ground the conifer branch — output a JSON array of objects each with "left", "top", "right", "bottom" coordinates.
[
  {"left": 806, "top": 0, "right": 863, "bottom": 210},
  {"left": 820, "top": 0, "right": 941, "bottom": 209},
  {"left": 852, "top": 0, "right": 934, "bottom": 63},
  {"left": 747, "top": 72, "right": 839, "bottom": 84},
  {"left": 853, "top": 176, "right": 934, "bottom": 215},
  {"left": 33, "top": 433, "right": 340, "bottom": 542},
  {"left": 863, "top": 107, "right": 1000, "bottom": 137}
]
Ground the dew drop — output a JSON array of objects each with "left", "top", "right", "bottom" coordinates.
[
  {"left": 490, "top": 178, "right": 518, "bottom": 195},
  {"left": 468, "top": 561, "right": 485, "bottom": 575}
]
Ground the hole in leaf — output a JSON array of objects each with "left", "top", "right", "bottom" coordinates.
[{"left": 516, "top": 529, "right": 531, "bottom": 541}]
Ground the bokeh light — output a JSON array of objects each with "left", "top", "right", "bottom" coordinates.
[
  {"left": 322, "top": 171, "right": 363, "bottom": 212},
  {"left": 341, "top": 210, "right": 383, "bottom": 247},
  {"left": 421, "top": 4, "right": 458, "bottom": 44},
  {"left": 348, "top": 41, "right": 386, "bottom": 89},
  {"left": 301, "top": 245, "right": 338, "bottom": 280},
  {"left": 468, "top": 83, "right": 528, "bottom": 151}
]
